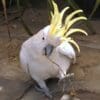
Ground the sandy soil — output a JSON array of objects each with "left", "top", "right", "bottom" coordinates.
[{"left": 0, "top": 7, "right": 100, "bottom": 100}]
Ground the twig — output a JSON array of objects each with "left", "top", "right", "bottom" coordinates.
[
  {"left": 2, "top": 0, "right": 12, "bottom": 40},
  {"left": 17, "top": 0, "right": 33, "bottom": 36},
  {"left": 0, "top": 14, "right": 21, "bottom": 25}
]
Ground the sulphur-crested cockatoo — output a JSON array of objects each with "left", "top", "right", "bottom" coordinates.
[
  {"left": 20, "top": 25, "right": 75, "bottom": 97},
  {"left": 20, "top": 0, "right": 87, "bottom": 98}
]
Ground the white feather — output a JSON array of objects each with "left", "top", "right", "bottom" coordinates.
[
  {"left": 49, "top": 41, "right": 76, "bottom": 79},
  {"left": 19, "top": 25, "right": 76, "bottom": 95},
  {"left": 20, "top": 26, "right": 59, "bottom": 81}
]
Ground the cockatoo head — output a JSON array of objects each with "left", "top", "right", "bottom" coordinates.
[
  {"left": 42, "top": 25, "right": 60, "bottom": 47},
  {"left": 46, "top": 0, "right": 88, "bottom": 53}
]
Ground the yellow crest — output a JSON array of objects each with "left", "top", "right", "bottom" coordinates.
[{"left": 49, "top": 0, "right": 88, "bottom": 52}]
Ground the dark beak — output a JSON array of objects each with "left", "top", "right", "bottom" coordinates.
[{"left": 44, "top": 44, "right": 54, "bottom": 56}]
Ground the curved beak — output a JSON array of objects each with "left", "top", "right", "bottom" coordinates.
[{"left": 44, "top": 44, "right": 54, "bottom": 57}]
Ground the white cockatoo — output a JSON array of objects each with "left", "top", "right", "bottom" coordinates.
[
  {"left": 20, "top": 25, "right": 76, "bottom": 97},
  {"left": 20, "top": 0, "right": 88, "bottom": 98}
]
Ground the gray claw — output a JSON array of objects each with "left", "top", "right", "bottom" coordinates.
[{"left": 34, "top": 85, "right": 52, "bottom": 99}]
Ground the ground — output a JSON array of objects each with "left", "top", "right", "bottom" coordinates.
[{"left": 0, "top": 7, "right": 100, "bottom": 100}]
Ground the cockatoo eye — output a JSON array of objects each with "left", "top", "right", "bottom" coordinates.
[{"left": 42, "top": 37, "right": 45, "bottom": 40}]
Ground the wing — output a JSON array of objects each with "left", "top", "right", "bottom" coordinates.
[{"left": 56, "top": 41, "right": 76, "bottom": 63}]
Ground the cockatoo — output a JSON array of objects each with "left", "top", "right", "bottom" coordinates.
[
  {"left": 20, "top": 0, "right": 88, "bottom": 98},
  {"left": 20, "top": 25, "right": 75, "bottom": 98}
]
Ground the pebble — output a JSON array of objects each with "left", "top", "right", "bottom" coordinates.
[
  {"left": 60, "top": 94, "right": 70, "bottom": 100},
  {"left": 60, "top": 94, "right": 80, "bottom": 100}
]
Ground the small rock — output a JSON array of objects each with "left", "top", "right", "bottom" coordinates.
[
  {"left": 0, "top": 86, "right": 3, "bottom": 91},
  {"left": 12, "top": 24, "right": 17, "bottom": 29},
  {"left": 60, "top": 94, "right": 80, "bottom": 100},
  {"left": 60, "top": 94, "right": 70, "bottom": 100},
  {"left": 73, "top": 97, "right": 80, "bottom": 100}
]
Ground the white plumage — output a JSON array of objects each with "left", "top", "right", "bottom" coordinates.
[{"left": 19, "top": 25, "right": 76, "bottom": 97}]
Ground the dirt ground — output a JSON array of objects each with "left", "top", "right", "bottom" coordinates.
[{"left": 0, "top": 7, "right": 100, "bottom": 100}]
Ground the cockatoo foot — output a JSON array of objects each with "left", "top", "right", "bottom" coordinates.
[
  {"left": 34, "top": 83, "right": 52, "bottom": 99},
  {"left": 58, "top": 73, "right": 74, "bottom": 83}
]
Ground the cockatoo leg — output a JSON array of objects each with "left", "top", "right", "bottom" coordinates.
[{"left": 34, "top": 80, "right": 52, "bottom": 98}]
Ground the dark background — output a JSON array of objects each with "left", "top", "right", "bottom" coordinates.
[{"left": 0, "top": 0, "right": 100, "bottom": 19}]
